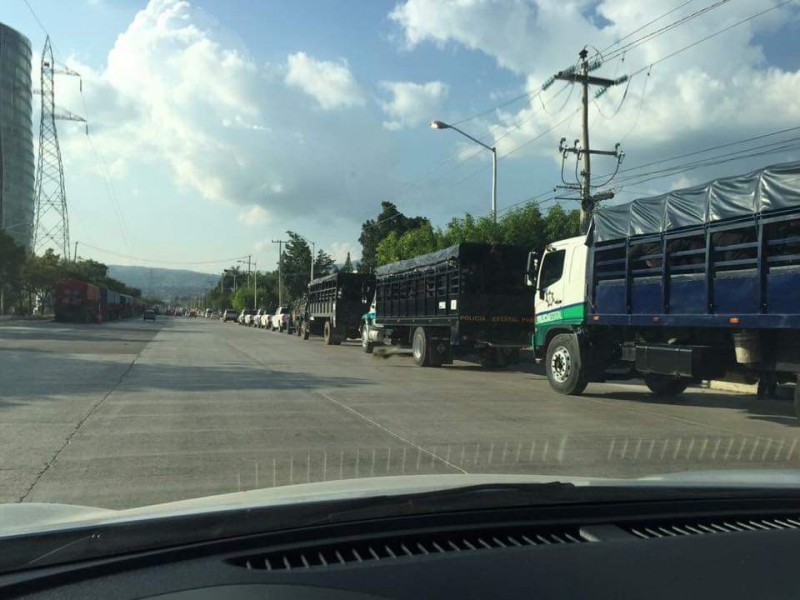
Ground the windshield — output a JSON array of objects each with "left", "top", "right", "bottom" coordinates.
[{"left": 2, "top": 0, "right": 800, "bottom": 526}]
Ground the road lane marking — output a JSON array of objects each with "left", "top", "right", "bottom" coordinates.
[{"left": 317, "top": 391, "right": 467, "bottom": 474}]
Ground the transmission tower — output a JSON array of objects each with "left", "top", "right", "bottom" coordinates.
[{"left": 33, "top": 36, "right": 85, "bottom": 260}]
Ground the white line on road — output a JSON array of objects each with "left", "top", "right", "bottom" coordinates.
[{"left": 317, "top": 391, "right": 467, "bottom": 474}]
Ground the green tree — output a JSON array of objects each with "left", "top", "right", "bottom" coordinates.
[
  {"left": 542, "top": 204, "right": 581, "bottom": 245},
  {"left": 359, "top": 201, "right": 427, "bottom": 272},
  {"left": 341, "top": 252, "right": 353, "bottom": 273},
  {"left": 231, "top": 287, "right": 253, "bottom": 312},
  {"left": 0, "top": 231, "right": 25, "bottom": 314},
  {"left": 282, "top": 233, "right": 313, "bottom": 300},
  {"left": 376, "top": 221, "right": 441, "bottom": 266},
  {"left": 21, "top": 249, "right": 62, "bottom": 313},
  {"left": 314, "top": 249, "right": 336, "bottom": 278}
]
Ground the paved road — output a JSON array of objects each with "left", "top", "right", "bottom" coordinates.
[{"left": 1, "top": 317, "right": 798, "bottom": 509}]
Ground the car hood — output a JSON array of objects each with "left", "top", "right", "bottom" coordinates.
[{"left": 3, "top": 470, "right": 800, "bottom": 538}]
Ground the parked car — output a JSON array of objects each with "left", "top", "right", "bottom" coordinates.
[
  {"left": 240, "top": 309, "right": 256, "bottom": 325},
  {"left": 188, "top": 310, "right": 198, "bottom": 318},
  {"left": 244, "top": 310, "right": 259, "bottom": 327},
  {"left": 249, "top": 309, "right": 265, "bottom": 328},
  {"left": 270, "top": 306, "right": 291, "bottom": 332},
  {"left": 142, "top": 309, "right": 156, "bottom": 321},
  {"left": 222, "top": 309, "right": 238, "bottom": 322}
]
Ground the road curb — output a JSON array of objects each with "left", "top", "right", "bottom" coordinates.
[{"left": 701, "top": 380, "right": 757, "bottom": 395}]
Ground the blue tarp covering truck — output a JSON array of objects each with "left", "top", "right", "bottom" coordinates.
[{"left": 529, "top": 161, "right": 800, "bottom": 416}]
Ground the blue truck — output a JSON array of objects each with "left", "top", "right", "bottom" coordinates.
[{"left": 530, "top": 161, "right": 800, "bottom": 416}]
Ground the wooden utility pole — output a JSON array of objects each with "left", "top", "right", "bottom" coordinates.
[{"left": 553, "top": 48, "right": 625, "bottom": 232}]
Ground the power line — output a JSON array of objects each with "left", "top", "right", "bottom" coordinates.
[
  {"left": 614, "top": 137, "right": 800, "bottom": 188},
  {"left": 599, "top": 0, "right": 696, "bottom": 54},
  {"left": 449, "top": 108, "right": 582, "bottom": 190},
  {"left": 627, "top": 0, "right": 793, "bottom": 79},
  {"left": 613, "top": 125, "right": 800, "bottom": 177},
  {"left": 76, "top": 241, "right": 250, "bottom": 266},
  {"left": 602, "top": 0, "right": 735, "bottom": 63},
  {"left": 78, "top": 84, "right": 132, "bottom": 252}
]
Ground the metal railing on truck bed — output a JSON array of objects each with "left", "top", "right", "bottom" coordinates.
[{"left": 589, "top": 160, "right": 800, "bottom": 329}]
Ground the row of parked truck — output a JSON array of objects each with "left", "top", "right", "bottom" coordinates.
[
  {"left": 53, "top": 279, "right": 142, "bottom": 323},
  {"left": 263, "top": 161, "right": 800, "bottom": 416}
]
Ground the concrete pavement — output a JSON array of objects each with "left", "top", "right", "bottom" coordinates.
[{"left": 1, "top": 316, "right": 798, "bottom": 509}]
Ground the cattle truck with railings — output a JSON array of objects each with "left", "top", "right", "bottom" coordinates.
[
  {"left": 530, "top": 161, "right": 800, "bottom": 416},
  {"left": 361, "top": 242, "right": 534, "bottom": 367}
]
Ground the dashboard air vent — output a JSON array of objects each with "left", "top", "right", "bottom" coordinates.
[
  {"left": 231, "top": 526, "right": 586, "bottom": 571},
  {"left": 626, "top": 516, "right": 800, "bottom": 539}
]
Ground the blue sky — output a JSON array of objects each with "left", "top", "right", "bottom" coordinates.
[{"left": 4, "top": 0, "right": 800, "bottom": 273}]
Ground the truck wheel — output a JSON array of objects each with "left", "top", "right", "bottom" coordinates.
[
  {"left": 505, "top": 348, "right": 521, "bottom": 365},
  {"left": 412, "top": 327, "right": 431, "bottom": 367},
  {"left": 478, "top": 348, "right": 498, "bottom": 368},
  {"left": 546, "top": 333, "right": 587, "bottom": 395},
  {"left": 361, "top": 327, "right": 374, "bottom": 354},
  {"left": 324, "top": 321, "right": 334, "bottom": 345},
  {"left": 644, "top": 374, "right": 688, "bottom": 398},
  {"left": 794, "top": 379, "right": 800, "bottom": 420}
]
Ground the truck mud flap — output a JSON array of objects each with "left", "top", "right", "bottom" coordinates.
[{"left": 634, "top": 344, "right": 727, "bottom": 379}]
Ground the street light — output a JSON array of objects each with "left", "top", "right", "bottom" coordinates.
[
  {"left": 272, "top": 239, "right": 287, "bottom": 307},
  {"left": 431, "top": 120, "right": 497, "bottom": 222},
  {"left": 289, "top": 231, "right": 316, "bottom": 282}
]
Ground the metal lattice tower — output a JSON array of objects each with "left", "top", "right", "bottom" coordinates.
[{"left": 33, "top": 36, "right": 84, "bottom": 259}]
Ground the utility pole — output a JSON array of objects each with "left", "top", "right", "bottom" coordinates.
[
  {"left": 272, "top": 240, "right": 287, "bottom": 307},
  {"left": 253, "top": 260, "right": 258, "bottom": 310},
  {"left": 551, "top": 48, "right": 626, "bottom": 232},
  {"left": 73, "top": 241, "right": 78, "bottom": 263}
]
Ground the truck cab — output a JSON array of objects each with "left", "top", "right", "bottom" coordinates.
[{"left": 533, "top": 236, "right": 588, "bottom": 362}]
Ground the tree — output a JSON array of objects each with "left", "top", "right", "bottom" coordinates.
[
  {"left": 542, "top": 204, "right": 581, "bottom": 246},
  {"left": 21, "top": 249, "right": 62, "bottom": 313},
  {"left": 231, "top": 287, "right": 254, "bottom": 312},
  {"left": 314, "top": 249, "right": 336, "bottom": 278},
  {"left": 0, "top": 231, "right": 25, "bottom": 314},
  {"left": 359, "top": 201, "right": 427, "bottom": 272},
  {"left": 341, "top": 252, "right": 353, "bottom": 273},
  {"left": 282, "top": 232, "right": 313, "bottom": 300},
  {"left": 376, "top": 221, "right": 441, "bottom": 266}
]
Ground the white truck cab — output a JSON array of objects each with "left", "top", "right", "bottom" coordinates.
[
  {"left": 533, "top": 236, "right": 588, "bottom": 356},
  {"left": 529, "top": 235, "right": 594, "bottom": 394}
]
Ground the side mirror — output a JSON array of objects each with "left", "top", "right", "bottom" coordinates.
[
  {"left": 526, "top": 251, "right": 539, "bottom": 287},
  {"left": 538, "top": 287, "right": 545, "bottom": 300}
]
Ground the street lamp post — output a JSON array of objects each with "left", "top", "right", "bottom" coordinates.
[
  {"left": 272, "top": 239, "right": 287, "bottom": 307},
  {"left": 431, "top": 120, "right": 497, "bottom": 223},
  {"left": 289, "top": 231, "right": 316, "bottom": 283}
]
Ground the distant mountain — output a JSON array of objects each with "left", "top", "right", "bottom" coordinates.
[{"left": 107, "top": 265, "right": 218, "bottom": 302}]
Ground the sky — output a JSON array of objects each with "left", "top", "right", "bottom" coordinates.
[{"left": 3, "top": 0, "right": 800, "bottom": 274}]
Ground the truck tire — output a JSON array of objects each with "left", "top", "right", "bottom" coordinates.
[
  {"left": 324, "top": 321, "right": 334, "bottom": 345},
  {"left": 478, "top": 348, "right": 498, "bottom": 368},
  {"left": 361, "top": 326, "right": 374, "bottom": 354},
  {"left": 412, "top": 327, "right": 431, "bottom": 367},
  {"left": 794, "top": 379, "right": 800, "bottom": 420},
  {"left": 546, "top": 333, "right": 587, "bottom": 395},
  {"left": 644, "top": 374, "right": 688, "bottom": 398}
]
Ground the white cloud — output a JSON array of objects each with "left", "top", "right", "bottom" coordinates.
[
  {"left": 237, "top": 205, "right": 270, "bottom": 226},
  {"left": 390, "top": 0, "right": 800, "bottom": 181},
  {"left": 379, "top": 80, "right": 449, "bottom": 130},
  {"left": 56, "top": 0, "right": 395, "bottom": 226},
  {"left": 285, "top": 52, "right": 365, "bottom": 110},
  {"left": 329, "top": 241, "right": 359, "bottom": 263}
]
